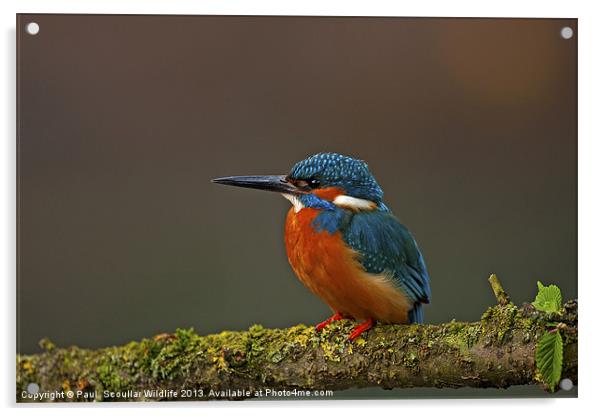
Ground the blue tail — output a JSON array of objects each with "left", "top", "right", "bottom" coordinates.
[{"left": 408, "top": 303, "right": 424, "bottom": 324}]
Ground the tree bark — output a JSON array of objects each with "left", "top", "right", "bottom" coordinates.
[{"left": 16, "top": 278, "right": 577, "bottom": 402}]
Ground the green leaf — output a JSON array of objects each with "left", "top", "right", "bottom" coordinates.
[
  {"left": 536, "top": 331, "right": 563, "bottom": 390},
  {"left": 532, "top": 281, "right": 562, "bottom": 313}
]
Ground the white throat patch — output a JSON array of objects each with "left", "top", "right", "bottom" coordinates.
[
  {"left": 282, "top": 193, "right": 376, "bottom": 213},
  {"left": 333, "top": 195, "right": 377, "bottom": 211},
  {"left": 282, "top": 194, "right": 305, "bottom": 213}
]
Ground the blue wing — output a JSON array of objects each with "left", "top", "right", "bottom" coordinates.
[{"left": 342, "top": 210, "right": 431, "bottom": 323}]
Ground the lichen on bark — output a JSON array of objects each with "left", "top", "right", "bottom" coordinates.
[{"left": 16, "top": 280, "right": 577, "bottom": 402}]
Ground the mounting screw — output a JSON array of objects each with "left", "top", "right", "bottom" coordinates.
[
  {"left": 559, "top": 378, "right": 574, "bottom": 391},
  {"left": 27, "top": 382, "right": 40, "bottom": 394},
  {"left": 25, "top": 22, "right": 40, "bottom": 35},
  {"left": 560, "top": 26, "right": 573, "bottom": 40}
]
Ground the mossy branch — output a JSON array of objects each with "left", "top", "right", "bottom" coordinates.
[{"left": 17, "top": 278, "right": 577, "bottom": 402}]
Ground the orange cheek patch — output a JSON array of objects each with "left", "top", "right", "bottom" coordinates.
[{"left": 311, "top": 187, "right": 345, "bottom": 202}]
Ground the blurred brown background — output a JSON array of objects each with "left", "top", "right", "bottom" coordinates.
[{"left": 17, "top": 14, "right": 576, "bottom": 397}]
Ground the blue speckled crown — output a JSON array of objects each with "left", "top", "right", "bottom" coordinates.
[{"left": 288, "top": 153, "right": 384, "bottom": 202}]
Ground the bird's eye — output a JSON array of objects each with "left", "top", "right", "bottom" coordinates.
[{"left": 308, "top": 178, "right": 320, "bottom": 188}]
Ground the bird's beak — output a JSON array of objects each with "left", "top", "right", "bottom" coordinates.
[{"left": 211, "top": 175, "right": 306, "bottom": 195}]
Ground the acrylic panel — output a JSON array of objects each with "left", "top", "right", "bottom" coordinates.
[{"left": 16, "top": 14, "right": 577, "bottom": 402}]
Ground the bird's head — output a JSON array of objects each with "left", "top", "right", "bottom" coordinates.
[{"left": 212, "top": 152, "right": 383, "bottom": 212}]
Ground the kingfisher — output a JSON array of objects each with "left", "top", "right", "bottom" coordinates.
[{"left": 212, "top": 153, "right": 431, "bottom": 340}]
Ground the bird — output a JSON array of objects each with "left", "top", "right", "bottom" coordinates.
[{"left": 212, "top": 152, "right": 431, "bottom": 340}]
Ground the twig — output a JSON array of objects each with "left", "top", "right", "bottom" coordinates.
[{"left": 488, "top": 273, "right": 511, "bottom": 306}]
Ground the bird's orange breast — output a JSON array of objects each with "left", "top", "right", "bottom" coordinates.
[{"left": 284, "top": 207, "right": 410, "bottom": 323}]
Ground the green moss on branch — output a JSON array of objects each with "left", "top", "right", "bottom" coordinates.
[{"left": 17, "top": 300, "right": 577, "bottom": 402}]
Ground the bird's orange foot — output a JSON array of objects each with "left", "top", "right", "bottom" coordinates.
[
  {"left": 315, "top": 312, "right": 344, "bottom": 332},
  {"left": 348, "top": 319, "right": 374, "bottom": 341}
]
